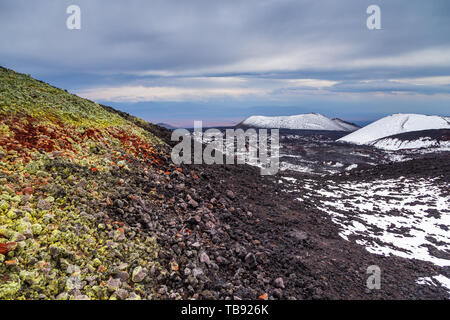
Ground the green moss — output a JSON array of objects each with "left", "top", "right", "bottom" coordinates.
[
  {"left": 0, "top": 279, "right": 21, "bottom": 299},
  {"left": 31, "top": 224, "right": 43, "bottom": 236},
  {"left": 0, "top": 200, "right": 9, "bottom": 211}
]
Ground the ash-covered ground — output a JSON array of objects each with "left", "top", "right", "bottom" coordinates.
[
  {"left": 277, "top": 129, "right": 450, "bottom": 295},
  {"left": 185, "top": 127, "right": 450, "bottom": 297}
]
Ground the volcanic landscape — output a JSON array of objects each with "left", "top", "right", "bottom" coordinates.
[{"left": 0, "top": 67, "right": 449, "bottom": 300}]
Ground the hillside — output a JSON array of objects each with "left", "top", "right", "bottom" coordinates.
[
  {"left": 238, "top": 113, "right": 360, "bottom": 131},
  {"left": 156, "top": 123, "right": 178, "bottom": 130},
  {"left": 331, "top": 118, "right": 361, "bottom": 132},
  {"left": 370, "top": 129, "right": 450, "bottom": 151},
  {"left": 0, "top": 66, "right": 175, "bottom": 299},
  {"left": 338, "top": 113, "right": 450, "bottom": 145}
]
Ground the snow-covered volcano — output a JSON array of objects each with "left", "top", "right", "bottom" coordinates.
[
  {"left": 238, "top": 113, "right": 360, "bottom": 131},
  {"left": 338, "top": 114, "right": 450, "bottom": 145}
]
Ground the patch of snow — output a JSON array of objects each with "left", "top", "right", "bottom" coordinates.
[
  {"left": 351, "top": 152, "right": 372, "bottom": 158},
  {"left": 417, "top": 275, "right": 450, "bottom": 295},
  {"left": 293, "top": 177, "right": 450, "bottom": 267},
  {"left": 280, "top": 154, "right": 303, "bottom": 159},
  {"left": 385, "top": 153, "right": 413, "bottom": 163},
  {"left": 280, "top": 162, "right": 314, "bottom": 173},
  {"left": 372, "top": 137, "right": 450, "bottom": 151}
]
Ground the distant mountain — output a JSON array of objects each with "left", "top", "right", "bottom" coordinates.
[
  {"left": 156, "top": 122, "right": 178, "bottom": 129},
  {"left": 338, "top": 113, "right": 450, "bottom": 145},
  {"left": 237, "top": 113, "right": 360, "bottom": 131},
  {"left": 331, "top": 118, "right": 361, "bottom": 132}
]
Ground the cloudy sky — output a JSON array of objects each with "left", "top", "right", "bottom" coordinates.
[{"left": 1, "top": 0, "right": 449, "bottom": 126}]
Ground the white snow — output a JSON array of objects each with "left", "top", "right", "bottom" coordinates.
[
  {"left": 371, "top": 137, "right": 450, "bottom": 151},
  {"left": 280, "top": 162, "right": 314, "bottom": 173},
  {"left": 332, "top": 118, "right": 361, "bottom": 131},
  {"left": 385, "top": 153, "right": 412, "bottom": 163},
  {"left": 281, "top": 176, "right": 298, "bottom": 183},
  {"left": 338, "top": 113, "right": 450, "bottom": 145},
  {"left": 290, "top": 177, "right": 450, "bottom": 267},
  {"left": 241, "top": 113, "right": 359, "bottom": 131},
  {"left": 417, "top": 275, "right": 450, "bottom": 295}
]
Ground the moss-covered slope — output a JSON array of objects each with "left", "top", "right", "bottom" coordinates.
[{"left": 0, "top": 66, "right": 176, "bottom": 300}]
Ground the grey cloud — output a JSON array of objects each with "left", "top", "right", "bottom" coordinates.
[
  {"left": 1, "top": 0, "right": 450, "bottom": 121},
  {"left": 329, "top": 80, "right": 450, "bottom": 95},
  {"left": 1, "top": 0, "right": 450, "bottom": 79}
]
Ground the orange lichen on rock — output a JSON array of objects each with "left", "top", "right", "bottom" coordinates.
[
  {"left": 4, "top": 260, "right": 17, "bottom": 266},
  {"left": 258, "top": 293, "right": 268, "bottom": 300}
]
